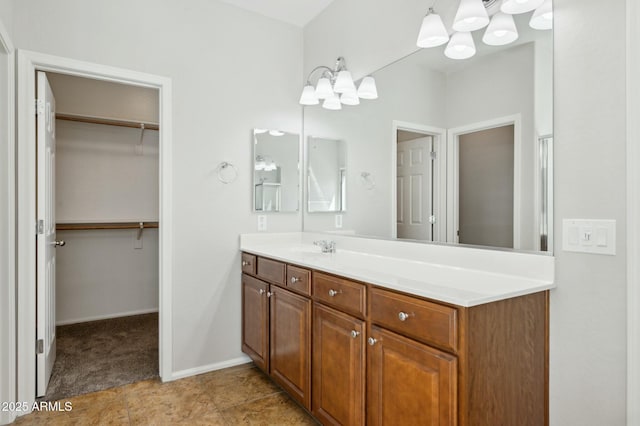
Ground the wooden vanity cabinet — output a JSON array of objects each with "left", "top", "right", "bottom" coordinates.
[
  {"left": 240, "top": 257, "right": 312, "bottom": 411},
  {"left": 269, "top": 285, "right": 312, "bottom": 409},
  {"left": 312, "top": 303, "right": 365, "bottom": 426},
  {"left": 241, "top": 253, "right": 549, "bottom": 425},
  {"left": 367, "top": 325, "right": 457, "bottom": 426},
  {"left": 241, "top": 273, "right": 269, "bottom": 372}
]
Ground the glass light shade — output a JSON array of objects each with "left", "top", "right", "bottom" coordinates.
[
  {"left": 501, "top": 0, "right": 544, "bottom": 14},
  {"left": 357, "top": 76, "right": 378, "bottom": 100},
  {"left": 453, "top": 0, "right": 490, "bottom": 32},
  {"left": 333, "top": 70, "right": 356, "bottom": 94},
  {"left": 340, "top": 90, "right": 360, "bottom": 106},
  {"left": 445, "top": 32, "right": 476, "bottom": 60},
  {"left": 254, "top": 128, "right": 268, "bottom": 134},
  {"left": 268, "top": 130, "right": 285, "bottom": 136},
  {"left": 322, "top": 93, "right": 342, "bottom": 110},
  {"left": 529, "top": 0, "right": 553, "bottom": 29},
  {"left": 299, "top": 85, "right": 319, "bottom": 105},
  {"left": 416, "top": 11, "right": 449, "bottom": 48},
  {"left": 315, "top": 77, "right": 334, "bottom": 99},
  {"left": 483, "top": 12, "right": 519, "bottom": 46}
]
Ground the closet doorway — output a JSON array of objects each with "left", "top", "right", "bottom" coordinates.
[
  {"left": 36, "top": 71, "right": 161, "bottom": 400},
  {"left": 16, "top": 50, "right": 173, "bottom": 407}
]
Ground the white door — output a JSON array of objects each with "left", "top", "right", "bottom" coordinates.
[
  {"left": 36, "top": 71, "right": 58, "bottom": 397},
  {"left": 397, "top": 137, "right": 433, "bottom": 240}
]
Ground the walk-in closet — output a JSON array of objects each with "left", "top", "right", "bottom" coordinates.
[{"left": 40, "top": 72, "right": 160, "bottom": 401}]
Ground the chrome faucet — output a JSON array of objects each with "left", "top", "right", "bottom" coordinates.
[{"left": 314, "top": 240, "right": 336, "bottom": 253}]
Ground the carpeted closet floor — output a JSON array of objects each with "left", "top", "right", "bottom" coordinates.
[{"left": 42, "top": 313, "right": 158, "bottom": 402}]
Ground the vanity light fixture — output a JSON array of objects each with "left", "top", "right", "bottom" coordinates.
[
  {"left": 417, "top": 0, "right": 552, "bottom": 59},
  {"left": 299, "top": 57, "right": 378, "bottom": 110}
]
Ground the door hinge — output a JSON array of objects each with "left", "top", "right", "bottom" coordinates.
[
  {"left": 428, "top": 215, "right": 436, "bottom": 224},
  {"left": 430, "top": 151, "right": 437, "bottom": 160},
  {"left": 35, "top": 99, "right": 45, "bottom": 116},
  {"left": 36, "top": 339, "right": 44, "bottom": 354},
  {"left": 37, "top": 220, "right": 44, "bottom": 235}
]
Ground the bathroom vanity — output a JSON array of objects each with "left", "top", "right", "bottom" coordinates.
[{"left": 240, "top": 233, "right": 555, "bottom": 426}]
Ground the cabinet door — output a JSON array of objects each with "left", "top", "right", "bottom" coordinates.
[
  {"left": 312, "top": 303, "right": 365, "bottom": 426},
  {"left": 270, "top": 285, "right": 312, "bottom": 409},
  {"left": 241, "top": 274, "right": 269, "bottom": 372},
  {"left": 367, "top": 326, "right": 457, "bottom": 426}
]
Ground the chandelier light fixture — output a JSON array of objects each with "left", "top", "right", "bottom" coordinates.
[
  {"left": 299, "top": 57, "right": 378, "bottom": 110},
  {"left": 417, "top": 0, "right": 553, "bottom": 60}
]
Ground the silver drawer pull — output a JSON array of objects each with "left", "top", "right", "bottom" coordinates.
[
  {"left": 398, "top": 311, "right": 412, "bottom": 322},
  {"left": 259, "top": 289, "right": 265, "bottom": 295},
  {"left": 367, "top": 337, "right": 377, "bottom": 346},
  {"left": 290, "top": 276, "right": 301, "bottom": 284},
  {"left": 242, "top": 260, "right": 251, "bottom": 267},
  {"left": 267, "top": 291, "right": 273, "bottom": 298},
  {"left": 350, "top": 330, "right": 360, "bottom": 339},
  {"left": 328, "top": 289, "right": 342, "bottom": 297}
]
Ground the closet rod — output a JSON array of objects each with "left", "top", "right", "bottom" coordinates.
[
  {"left": 56, "top": 221, "right": 159, "bottom": 231},
  {"left": 56, "top": 113, "right": 159, "bottom": 131}
]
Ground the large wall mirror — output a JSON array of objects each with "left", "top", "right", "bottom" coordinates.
[
  {"left": 303, "top": 12, "right": 553, "bottom": 253},
  {"left": 253, "top": 129, "right": 299, "bottom": 212}
]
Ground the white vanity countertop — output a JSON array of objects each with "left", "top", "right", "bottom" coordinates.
[{"left": 240, "top": 232, "right": 555, "bottom": 307}]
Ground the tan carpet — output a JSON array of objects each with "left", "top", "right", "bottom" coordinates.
[{"left": 43, "top": 313, "right": 159, "bottom": 402}]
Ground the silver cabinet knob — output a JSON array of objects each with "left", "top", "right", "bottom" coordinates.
[
  {"left": 367, "top": 337, "right": 377, "bottom": 346},
  {"left": 54, "top": 240, "right": 66, "bottom": 247},
  {"left": 350, "top": 330, "right": 360, "bottom": 339},
  {"left": 290, "top": 276, "right": 301, "bottom": 284},
  {"left": 242, "top": 260, "right": 251, "bottom": 267},
  {"left": 266, "top": 291, "right": 273, "bottom": 298},
  {"left": 328, "top": 289, "right": 340, "bottom": 297},
  {"left": 259, "top": 289, "right": 265, "bottom": 295},
  {"left": 398, "top": 312, "right": 411, "bottom": 321}
]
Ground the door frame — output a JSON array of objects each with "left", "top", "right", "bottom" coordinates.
[
  {"left": 391, "top": 120, "right": 447, "bottom": 240},
  {"left": 627, "top": 0, "right": 640, "bottom": 423},
  {"left": 0, "top": 18, "right": 16, "bottom": 426},
  {"left": 16, "top": 50, "right": 174, "bottom": 410},
  {"left": 446, "top": 114, "right": 522, "bottom": 248}
]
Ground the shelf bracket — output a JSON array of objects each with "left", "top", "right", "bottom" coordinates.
[
  {"left": 137, "top": 222, "right": 144, "bottom": 240},
  {"left": 135, "top": 123, "right": 145, "bottom": 155}
]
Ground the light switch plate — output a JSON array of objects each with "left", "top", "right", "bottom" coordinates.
[
  {"left": 335, "top": 214, "right": 343, "bottom": 229},
  {"left": 257, "top": 215, "right": 267, "bottom": 232},
  {"left": 562, "top": 219, "right": 616, "bottom": 255}
]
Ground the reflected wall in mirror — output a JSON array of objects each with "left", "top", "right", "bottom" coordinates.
[
  {"left": 307, "top": 137, "right": 346, "bottom": 213},
  {"left": 303, "top": 13, "right": 553, "bottom": 253},
  {"left": 253, "top": 129, "right": 299, "bottom": 212}
]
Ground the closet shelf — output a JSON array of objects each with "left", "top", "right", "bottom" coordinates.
[
  {"left": 56, "top": 113, "right": 159, "bottom": 131},
  {"left": 56, "top": 221, "right": 159, "bottom": 231}
]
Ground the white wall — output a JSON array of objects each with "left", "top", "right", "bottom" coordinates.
[
  {"left": 305, "top": 0, "right": 629, "bottom": 424},
  {"left": 10, "top": 0, "right": 303, "bottom": 374},
  {"left": 55, "top": 119, "right": 159, "bottom": 324},
  {"left": 0, "top": 7, "right": 14, "bottom": 426}
]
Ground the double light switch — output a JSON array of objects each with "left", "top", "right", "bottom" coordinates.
[{"left": 562, "top": 219, "right": 616, "bottom": 255}]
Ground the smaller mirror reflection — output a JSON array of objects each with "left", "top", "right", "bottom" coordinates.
[
  {"left": 253, "top": 129, "right": 299, "bottom": 212},
  {"left": 307, "top": 137, "right": 347, "bottom": 213}
]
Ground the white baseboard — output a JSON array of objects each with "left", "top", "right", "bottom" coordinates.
[
  {"left": 56, "top": 308, "right": 159, "bottom": 326},
  {"left": 169, "top": 356, "right": 253, "bottom": 382}
]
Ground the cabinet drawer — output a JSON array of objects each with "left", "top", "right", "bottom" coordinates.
[
  {"left": 241, "top": 253, "right": 256, "bottom": 275},
  {"left": 370, "top": 287, "right": 458, "bottom": 352},
  {"left": 313, "top": 272, "right": 366, "bottom": 318},
  {"left": 287, "top": 265, "right": 311, "bottom": 296},
  {"left": 257, "top": 257, "right": 285, "bottom": 285}
]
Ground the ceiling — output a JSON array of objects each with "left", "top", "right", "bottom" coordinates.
[{"left": 217, "top": 0, "right": 335, "bottom": 27}]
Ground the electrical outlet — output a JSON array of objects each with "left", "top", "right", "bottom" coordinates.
[
  {"left": 562, "top": 219, "right": 616, "bottom": 255},
  {"left": 257, "top": 215, "right": 267, "bottom": 231}
]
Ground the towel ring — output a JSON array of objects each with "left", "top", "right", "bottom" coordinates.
[{"left": 216, "top": 161, "right": 238, "bottom": 184}]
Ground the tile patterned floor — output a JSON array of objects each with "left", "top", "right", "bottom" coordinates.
[{"left": 14, "top": 363, "right": 318, "bottom": 425}]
